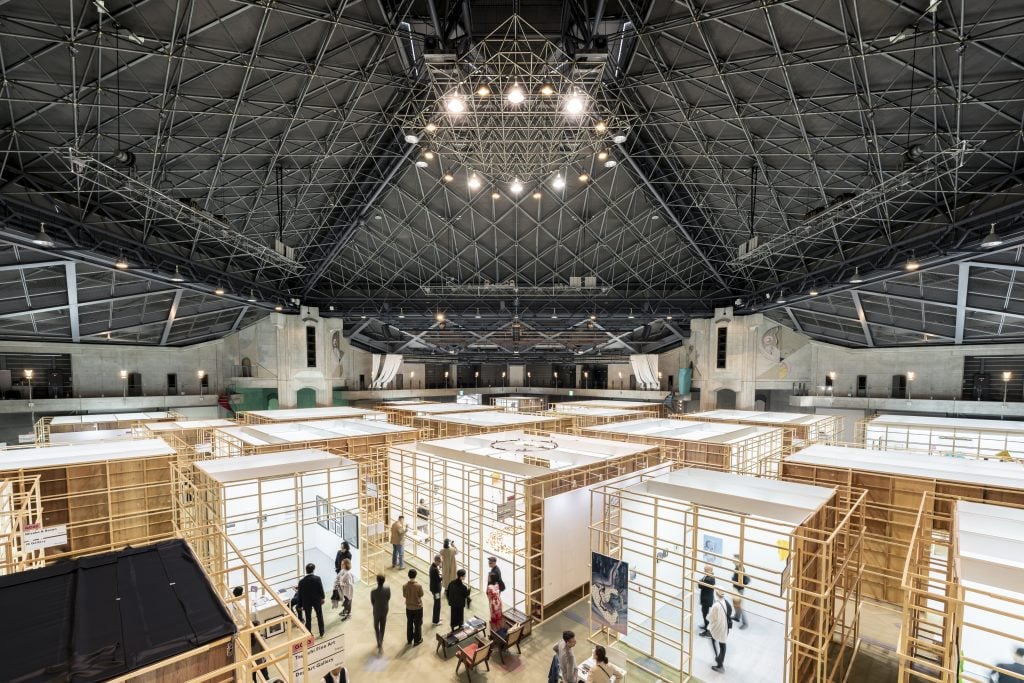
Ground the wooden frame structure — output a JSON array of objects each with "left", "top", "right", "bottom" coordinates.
[
  {"left": 492, "top": 395, "right": 547, "bottom": 413},
  {"left": 898, "top": 495, "right": 1024, "bottom": 683},
  {"left": 174, "top": 449, "right": 364, "bottom": 590},
  {"left": 144, "top": 419, "right": 236, "bottom": 458},
  {"left": 687, "top": 409, "right": 843, "bottom": 453},
  {"left": 539, "top": 406, "right": 659, "bottom": 434},
  {"left": 240, "top": 405, "right": 386, "bottom": 424},
  {"left": 209, "top": 418, "right": 419, "bottom": 459},
  {"left": 858, "top": 414, "right": 1024, "bottom": 461},
  {"left": 35, "top": 411, "right": 181, "bottom": 443},
  {"left": 0, "top": 439, "right": 178, "bottom": 559},
  {"left": 581, "top": 417, "right": 785, "bottom": 477},
  {"left": 780, "top": 444, "right": 1024, "bottom": 606},
  {"left": 379, "top": 401, "right": 502, "bottom": 426},
  {"left": 411, "top": 410, "right": 573, "bottom": 438},
  {"left": 589, "top": 467, "right": 866, "bottom": 683},
  {"left": 384, "top": 430, "right": 662, "bottom": 622},
  {"left": 555, "top": 399, "right": 667, "bottom": 418},
  {"left": 0, "top": 475, "right": 43, "bottom": 575}
]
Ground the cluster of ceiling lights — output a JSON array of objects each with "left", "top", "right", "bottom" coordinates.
[{"left": 773, "top": 223, "right": 1008, "bottom": 304}]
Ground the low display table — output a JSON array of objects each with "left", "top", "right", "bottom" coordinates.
[{"left": 435, "top": 617, "right": 487, "bottom": 658}]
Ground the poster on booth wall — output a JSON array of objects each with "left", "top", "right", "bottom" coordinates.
[
  {"left": 591, "top": 552, "right": 629, "bottom": 635},
  {"left": 292, "top": 634, "right": 345, "bottom": 681}
]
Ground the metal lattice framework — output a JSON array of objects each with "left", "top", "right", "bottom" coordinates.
[{"left": 0, "top": 0, "right": 1022, "bottom": 353}]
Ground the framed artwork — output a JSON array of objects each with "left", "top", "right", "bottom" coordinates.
[
  {"left": 702, "top": 534, "right": 723, "bottom": 563},
  {"left": 591, "top": 552, "right": 629, "bottom": 635}
]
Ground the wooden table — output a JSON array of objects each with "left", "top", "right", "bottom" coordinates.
[{"left": 435, "top": 617, "right": 487, "bottom": 658}]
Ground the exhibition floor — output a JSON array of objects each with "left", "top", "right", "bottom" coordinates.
[{"left": 255, "top": 554, "right": 899, "bottom": 682}]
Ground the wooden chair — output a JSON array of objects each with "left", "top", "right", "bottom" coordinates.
[
  {"left": 454, "top": 636, "right": 492, "bottom": 680},
  {"left": 490, "top": 623, "right": 524, "bottom": 663}
]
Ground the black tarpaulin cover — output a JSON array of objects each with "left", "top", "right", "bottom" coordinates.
[{"left": 0, "top": 539, "right": 237, "bottom": 682}]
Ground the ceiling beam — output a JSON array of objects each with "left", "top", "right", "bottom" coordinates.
[
  {"left": 0, "top": 290, "right": 159, "bottom": 319},
  {"left": 850, "top": 290, "right": 872, "bottom": 348},
  {"left": 161, "top": 290, "right": 184, "bottom": 346},
  {"left": 955, "top": 262, "right": 969, "bottom": 344},
  {"left": 65, "top": 263, "right": 80, "bottom": 342}
]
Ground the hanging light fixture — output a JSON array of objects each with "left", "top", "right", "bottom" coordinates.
[
  {"left": 849, "top": 267, "right": 864, "bottom": 284},
  {"left": 551, "top": 308, "right": 558, "bottom": 319},
  {"left": 905, "top": 254, "right": 920, "bottom": 271},
  {"left": 415, "top": 155, "right": 429, "bottom": 168},
  {"left": 31, "top": 222, "right": 55, "bottom": 247},
  {"left": 628, "top": 309, "right": 635, "bottom": 319},
  {"left": 468, "top": 173, "right": 481, "bottom": 190},
  {"left": 404, "top": 133, "right": 420, "bottom": 144},
  {"left": 491, "top": 191, "right": 500, "bottom": 200},
  {"left": 597, "top": 150, "right": 608, "bottom": 161},
  {"left": 563, "top": 92, "right": 585, "bottom": 115},
  {"left": 603, "top": 158, "right": 618, "bottom": 168},
  {"left": 981, "top": 223, "right": 1004, "bottom": 248},
  {"left": 424, "top": 122, "right": 438, "bottom": 133},
  {"left": 510, "top": 178, "right": 523, "bottom": 195},
  {"left": 423, "top": 150, "right": 435, "bottom": 160},
  {"left": 476, "top": 84, "right": 491, "bottom": 96},
  {"left": 170, "top": 265, "right": 185, "bottom": 283},
  {"left": 246, "top": 290, "right": 257, "bottom": 302},
  {"left": 612, "top": 132, "right": 627, "bottom": 144},
  {"left": 594, "top": 120, "right": 607, "bottom": 133},
  {"left": 809, "top": 287, "right": 819, "bottom": 296},
  {"left": 539, "top": 83, "right": 555, "bottom": 96},
  {"left": 578, "top": 173, "right": 590, "bottom": 183},
  {"left": 552, "top": 173, "right": 565, "bottom": 190},
  {"left": 532, "top": 191, "right": 542, "bottom": 199},
  {"left": 214, "top": 284, "right": 226, "bottom": 296},
  {"left": 445, "top": 93, "right": 466, "bottom": 113},
  {"left": 114, "top": 252, "right": 129, "bottom": 269},
  {"left": 442, "top": 173, "right": 454, "bottom": 182},
  {"left": 506, "top": 83, "right": 525, "bottom": 104},
  {"left": 274, "top": 303, "right": 283, "bottom": 311},
  {"left": 777, "top": 290, "right": 788, "bottom": 304}
]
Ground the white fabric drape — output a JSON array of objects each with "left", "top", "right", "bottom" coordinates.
[
  {"left": 371, "top": 354, "right": 403, "bottom": 388},
  {"left": 371, "top": 354, "right": 381, "bottom": 387},
  {"left": 630, "top": 354, "right": 660, "bottom": 390}
]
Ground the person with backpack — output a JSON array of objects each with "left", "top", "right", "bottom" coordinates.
[
  {"left": 731, "top": 554, "right": 750, "bottom": 629},
  {"left": 708, "top": 589, "right": 733, "bottom": 673},
  {"left": 585, "top": 645, "right": 626, "bottom": 682},
  {"left": 549, "top": 630, "right": 577, "bottom": 683}
]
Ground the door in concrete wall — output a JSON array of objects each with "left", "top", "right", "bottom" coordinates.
[
  {"left": 296, "top": 387, "right": 317, "bottom": 408},
  {"left": 715, "top": 388, "right": 737, "bottom": 409},
  {"left": 395, "top": 374, "right": 404, "bottom": 390},
  {"left": 629, "top": 374, "right": 637, "bottom": 390}
]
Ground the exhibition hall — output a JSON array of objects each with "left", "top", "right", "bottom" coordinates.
[{"left": 2, "top": 0, "right": 1024, "bottom": 681}]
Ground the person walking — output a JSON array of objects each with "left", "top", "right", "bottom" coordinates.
[
  {"left": 446, "top": 569, "right": 471, "bottom": 631},
  {"left": 731, "top": 555, "right": 749, "bottom": 629},
  {"left": 585, "top": 645, "right": 625, "bottom": 683},
  {"left": 440, "top": 538, "right": 458, "bottom": 586},
  {"left": 403, "top": 568, "right": 424, "bottom": 646},
  {"left": 297, "top": 563, "right": 325, "bottom": 637},
  {"left": 708, "top": 589, "right": 733, "bottom": 673},
  {"left": 429, "top": 554, "right": 444, "bottom": 626},
  {"left": 487, "top": 556, "right": 505, "bottom": 592},
  {"left": 390, "top": 516, "right": 407, "bottom": 569},
  {"left": 697, "top": 564, "right": 716, "bottom": 637},
  {"left": 370, "top": 574, "right": 391, "bottom": 654},
  {"left": 334, "top": 558, "right": 355, "bottom": 620},
  {"left": 551, "top": 630, "right": 577, "bottom": 683},
  {"left": 486, "top": 573, "right": 503, "bottom": 633}
]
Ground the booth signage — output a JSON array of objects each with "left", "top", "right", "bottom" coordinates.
[
  {"left": 23, "top": 523, "right": 67, "bottom": 550},
  {"left": 292, "top": 634, "right": 344, "bottom": 681}
]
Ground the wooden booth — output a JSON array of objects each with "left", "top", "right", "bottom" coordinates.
[
  {"left": 0, "top": 439, "right": 178, "bottom": 560},
  {"left": 555, "top": 399, "right": 666, "bottom": 417},
  {"left": 542, "top": 405, "right": 658, "bottom": 434},
  {"left": 590, "top": 468, "right": 865, "bottom": 683},
  {"left": 780, "top": 444, "right": 1024, "bottom": 608},
  {"left": 176, "top": 449, "right": 365, "bottom": 592},
  {"left": 582, "top": 417, "right": 785, "bottom": 477},
  {"left": 860, "top": 414, "right": 1024, "bottom": 461},
  {"left": 209, "top": 418, "right": 419, "bottom": 459},
  {"left": 386, "top": 430, "right": 662, "bottom": 622},
  {"left": 492, "top": 395, "right": 547, "bottom": 413},
  {"left": 411, "top": 410, "right": 573, "bottom": 438},
  {"left": 0, "top": 475, "right": 43, "bottom": 575},
  {"left": 143, "top": 419, "right": 237, "bottom": 461},
  {"left": 899, "top": 496, "right": 1024, "bottom": 683},
  {"left": 240, "top": 405, "right": 386, "bottom": 425},
  {"left": 687, "top": 409, "right": 843, "bottom": 453},
  {"left": 36, "top": 411, "right": 180, "bottom": 443},
  {"left": 380, "top": 401, "right": 502, "bottom": 426}
]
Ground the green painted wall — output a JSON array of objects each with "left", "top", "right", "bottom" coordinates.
[
  {"left": 296, "top": 387, "right": 317, "bottom": 409},
  {"left": 228, "top": 387, "right": 278, "bottom": 412}
]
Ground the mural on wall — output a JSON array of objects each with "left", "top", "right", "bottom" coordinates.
[
  {"left": 756, "top": 324, "right": 810, "bottom": 381},
  {"left": 331, "top": 331, "right": 346, "bottom": 380}
]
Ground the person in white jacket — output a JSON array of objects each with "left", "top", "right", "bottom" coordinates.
[
  {"left": 707, "top": 589, "right": 733, "bottom": 673},
  {"left": 585, "top": 645, "right": 626, "bottom": 682},
  {"left": 334, "top": 558, "right": 355, "bottom": 620}
]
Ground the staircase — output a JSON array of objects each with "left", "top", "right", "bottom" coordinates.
[{"left": 217, "top": 393, "right": 234, "bottom": 416}]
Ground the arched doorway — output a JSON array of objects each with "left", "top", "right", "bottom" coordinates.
[
  {"left": 715, "top": 388, "right": 737, "bottom": 410},
  {"left": 296, "top": 387, "right": 317, "bottom": 409}
]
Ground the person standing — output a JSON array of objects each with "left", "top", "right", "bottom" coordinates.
[
  {"left": 403, "top": 568, "right": 424, "bottom": 646},
  {"left": 708, "top": 589, "right": 733, "bottom": 673},
  {"left": 369, "top": 574, "right": 391, "bottom": 654},
  {"left": 334, "top": 541, "right": 352, "bottom": 574},
  {"left": 487, "top": 556, "right": 505, "bottom": 592},
  {"left": 552, "top": 630, "right": 577, "bottom": 683},
  {"left": 697, "top": 564, "right": 716, "bottom": 637},
  {"left": 446, "top": 569, "right": 471, "bottom": 631},
  {"left": 334, "top": 558, "right": 355, "bottom": 620},
  {"left": 486, "top": 573, "right": 503, "bottom": 633},
  {"left": 440, "top": 538, "right": 458, "bottom": 586},
  {"left": 297, "top": 563, "right": 326, "bottom": 637},
  {"left": 429, "top": 554, "right": 444, "bottom": 626},
  {"left": 990, "top": 646, "right": 1024, "bottom": 682},
  {"left": 390, "top": 516, "right": 407, "bottom": 569},
  {"left": 731, "top": 555, "right": 749, "bottom": 629},
  {"left": 585, "top": 645, "right": 625, "bottom": 683}
]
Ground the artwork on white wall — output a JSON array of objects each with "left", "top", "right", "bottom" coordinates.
[
  {"left": 701, "top": 534, "right": 723, "bottom": 564},
  {"left": 592, "top": 552, "right": 629, "bottom": 635}
]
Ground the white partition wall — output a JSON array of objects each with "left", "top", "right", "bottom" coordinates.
[
  {"left": 182, "top": 449, "right": 361, "bottom": 593},
  {"left": 862, "top": 414, "right": 1024, "bottom": 460},
  {"left": 209, "top": 418, "right": 417, "bottom": 458},
  {"left": 387, "top": 430, "right": 661, "bottom": 621},
  {"left": 242, "top": 406, "right": 386, "bottom": 424},
  {"left": 590, "top": 469, "right": 864, "bottom": 683}
]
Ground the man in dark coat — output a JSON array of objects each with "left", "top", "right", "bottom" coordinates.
[
  {"left": 697, "top": 564, "right": 716, "bottom": 638},
  {"left": 297, "top": 562, "right": 326, "bottom": 637},
  {"left": 487, "top": 556, "right": 505, "bottom": 592},
  {"left": 446, "top": 568, "right": 471, "bottom": 631},
  {"left": 429, "top": 554, "right": 444, "bottom": 625},
  {"left": 370, "top": 573, "right": 391, "bottom": 654}
]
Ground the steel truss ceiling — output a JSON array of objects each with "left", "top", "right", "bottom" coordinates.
[{"left": 0, "top": 0, "right": 1021, "bottom": 354}]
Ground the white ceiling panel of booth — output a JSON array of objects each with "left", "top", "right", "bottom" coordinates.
[
  {"left": 691, "top": 410, "right": 827, "bottom": 426},
  {"left": 49, "top": 412, "right": 175, "bottom": 426},
  {"left": 868, "top": 414, "right": 1024, "bottom": 434},
  {"left": 0, "top": 438, "right": 175, "bottom": 467},
  {"left": 243, "top": 407, "right": 385, "bottom": 421},
  {"left": 196, "top": 449, "right": 354, "bottom": 483},
  {"left": 957, "top": 500, "right": 1024, "bottom": 594},
  {"left": 217, "top": 419, "right": 415, "bottom": 445}
]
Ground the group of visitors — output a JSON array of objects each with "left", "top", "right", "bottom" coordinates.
[{"left": 697, "top": 555, "right": 750, "bottom": 674}]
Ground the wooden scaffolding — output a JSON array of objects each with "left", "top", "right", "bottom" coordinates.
[
  {"left": 555, "top": 399, "right": 667, "bottom": 418},
  {"left": 588, "top": 468, "right": 866, "bottom": 683},
  {"left": 239, "top": 405, "right": 386, "bottom": 424},
  {"left": 492, "top": 395, "right": 547, "bottom": 413},
  {"left": 857, "top": 414, "right": 1024, "bottom": 461},
  {"left": 379, "top": 401, "right": 502, "bottom": 426},
  {"left": 581, "top": 417, "right": 785, "bottom": 477},
  {"left": 687, "top": 410, "right": 844, "bottom": 453},
  {"left": 540, "top": 406, "right": 659, "bottom": 434},
  {"left": 209, "top": 419, "right": 421, "bottom": 459},
  {"left": 0, "top": 475, "right": 44, "bottom": 575},
  {"left": 410, "top": 411, "right": 574, "bottom": 438},
  {"left": 36, "top": 411, "right": 182, "bottom": 443}
]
